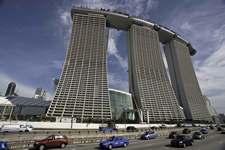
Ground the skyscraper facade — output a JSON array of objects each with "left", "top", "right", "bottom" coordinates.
[
  {"left": 34, "top": 87, "right": 42, "bottom": 99},
  {"left": 126, "top": 24, "right": 184, "bottom": 121},
  {"left": 203, "top": 95, "right": 214, "bottom": 116},
  {"left": 164, "top": 39, "right": 212, "bottom": 121},
  {"left": 46, "top": 13, "right": 112, "bottom": 119},
  {"left": 5, "top": 82, "right": 16, "bottom": 96}
]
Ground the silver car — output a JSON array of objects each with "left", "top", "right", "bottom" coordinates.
[{"left": 192, "top": 132, "right": 204, "bottom": 139}]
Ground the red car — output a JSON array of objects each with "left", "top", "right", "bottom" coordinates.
[
  {"left": 169, "top": 131, "right": 180, "bottom": 138},
  {"left": 33, "top": 134, "right": 68, "bottom": 150}
]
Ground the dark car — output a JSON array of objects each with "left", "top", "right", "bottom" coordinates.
[
  {"left": 183, "top": 129, "right": 191, "bottom": 134},
  {"left": 99, "top": 136, "right": 129, "bottom": 149},
  {"left": 33, "top": 134, "right": 68, "bottom": 150},
  {"left": 210, "top": 126, "right": 214, "bottom": 130},
  {"left": 218, "top": 127, "right": 223, "bottom": 131},
  {"left": 171, "top": 135, "right": 194, "bottom": 148},
  {"left": 221, "top": 128, "right": 225, "bottom": 134},
  {"left": 151, "top": 126, "right": 158, "bottom": 129},
  {"left": 140, "top": 131, "right": 157, "bottom": 140},
  {"left": 169, "top": 131, "right": 180, "bottom": 138},
  {"left": 192, "top": 132, "right": 205, "bottom": 140},
  {"left": 126, "top": 126, "right": 138, "bottom": 132}
]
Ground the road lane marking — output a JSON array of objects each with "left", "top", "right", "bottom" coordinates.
[
  {"left": 145, "top": 144, "right": 153, "bottom": 146},
  {"left": 220, "top": 142, "right": 223, "bottom": 144}
]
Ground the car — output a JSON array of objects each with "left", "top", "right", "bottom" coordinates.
[
  {"left": 99, "top": 127, "right": 114, "bottom": 131},
  {"left": 99, "top": 136, "right": 129, "bottom": 149},
  {"left": 151, "top": 126, "right": 158, "bottom": 129},
  {"left": 160, "top": 124, "right": 167, "bottom": 129},
  {"left": 221, "top": 128, "right": 225, "bottom": 134},
  {"left": 171, "top": 135, "right": 194, "bottom": 148},
  {"left": 192, "top": 124, "right": 196, "bottom": 127},
  {"left": 183, "top": 128, "right": 191, "bottom": 134},
  {"left": 221, "top": 125, "right": 225, "bottom": 128},
  {"left": 192, "top": 132, "right": 205, "bottom": 139},
  {"left": 33, "top": 134, "right": 68, "bottom": 150},
  {"left": 169, "top": 131, "right": 180, "bottom": 138},
  {"left": 217, "top": 127, "right": 223, "bottom": 131},
  {"left": 0, "top": 142, "right": 7, "bottom": 148},
  {"left": 210, "top": 126, "right": 214, "bottom": 130},
  {"left": 140, "top": 131, "right": 157, "bottom": 140},
  {"left": 126, "top": 126, "right": 138, "bottom": 132},
  {"left": 200, "top": 129, "right": 208, "bottom": 134}
]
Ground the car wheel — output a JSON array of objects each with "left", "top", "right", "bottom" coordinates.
[
  {"left": 19, "top": 130, "right": 23, "bottom": 132},
  {"left": 123, "top": 142, "right": 127, "bottom": 147},
  {"left": 25, "top": 130, "right": 29, "bottom": 132},
  {"left": 183, "top": 143, "right": 186, "bottom": 148},
  {"left": 108, "top": 144, "right": 112, "bottom": 149},
  {"left": 60, "top": 143, "right": 66, "bottom": 149},
  {"left": 39, "top": 144, "right": 45, "bottom": 150},
  {"left": 3, "top": 131, "right": 8, "bottom": 134},
  {"left": 190, "top": 142, "right": 194, "bottom": 146}
]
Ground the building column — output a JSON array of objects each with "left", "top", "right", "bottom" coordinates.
[
  {"left": 132, "top": 112, "right": 135, "bottom": 120},
  {"left": 1, "top": 106, "right": 6, "bottom": 119},
  {"left": 147, "top": 111, "right": 149, "bottom": 124},
  {"left": 9, "top": 106, "right": 14, "bottom": 120}
]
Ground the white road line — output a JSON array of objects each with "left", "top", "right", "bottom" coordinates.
[
  {"left": 145, "top": 144, "right": 153, "bottom": 146},
  {"left": 220, "top": 142, "right": 223, "bottom": 144},
  {"left": 164, "top": 147, "right": 169, "bottom": 149}
]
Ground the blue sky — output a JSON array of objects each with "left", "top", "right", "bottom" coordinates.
[{"left": 0, "top": 0, "right": 225, "bottom": 114}]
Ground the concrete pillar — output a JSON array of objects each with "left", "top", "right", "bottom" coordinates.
[
  {"left": 147, "top": 111, "right": 149, "bottom": 124},
  {"left": 9, "top": 106, "right": 14, "bottom": 120},
  {"left": 140, "top": 110, "right": 143, "bottom": 123},
  {"left": 132, "top": 112, "right": 135, "bottom": 120},
  {"left": 1, "top": 106, "right": 6, "bottom": 119}
]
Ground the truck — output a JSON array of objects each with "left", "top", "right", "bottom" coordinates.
[{"left": 0, "top": 124, "right": 33, "bottom": 133}]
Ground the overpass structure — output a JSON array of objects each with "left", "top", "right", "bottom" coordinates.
[{"left": 47, "top": 7, "right": 212, "bottom": 122}]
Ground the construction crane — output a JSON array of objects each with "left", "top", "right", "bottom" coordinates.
[{"left": 128, "top": 79, "right": 143, "bottom": 123}]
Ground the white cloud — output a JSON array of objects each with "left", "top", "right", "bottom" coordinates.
[
  {"left": 60, "top": 12, "right": 71, "bottom": 25},
  {"left": 51, "top": 60, "right": 64, "bottom": 69},
  {"left": 108, "top": 73, "right": 128, "bottom": 92},
  {"left": 180, "top": 22, "right": 192, "bottom": 31}
]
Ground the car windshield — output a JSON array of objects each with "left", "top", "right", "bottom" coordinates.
[
  {"left": 194, "top": 132, "right": 201, "bottom": 135},
  {"left": 150, "top": 132, "right": 154, "bottom": 134},
  {"left": 106, "top": 137, "right": 114, "bottom": 141},
  {"left": 171, "top": 132, "right": 177, "bottom": 134},
  {"left": 144, "top": 132, "right": 149, "bottom": 135},
  {"left": 175, "top": 136, "right": 185, "bottom": 139},
  {"left": 42, "top": 135, "right": 52, "bottom": 140}
]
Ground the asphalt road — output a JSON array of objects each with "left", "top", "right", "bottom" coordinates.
[{"left": 19, "top": 129, "right": 225, "bottom": 150}]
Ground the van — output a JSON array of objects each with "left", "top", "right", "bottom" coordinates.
[{"left": 0, "top": 124, "right": 33, "bottom": 133}]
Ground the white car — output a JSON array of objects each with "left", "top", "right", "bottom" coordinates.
[{"left": 0, "top": 124, "right": 33, "bottom": 133}]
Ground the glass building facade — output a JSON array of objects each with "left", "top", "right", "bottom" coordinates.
[{"left": 109, "top": 89, "right": 134, "bottom": 119}]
